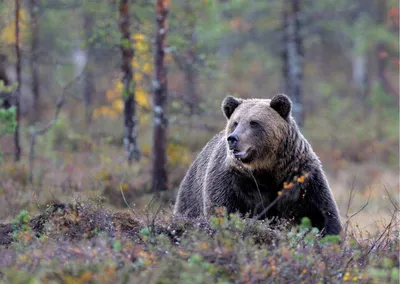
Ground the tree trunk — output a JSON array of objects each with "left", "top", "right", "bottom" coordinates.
[
  {"left": 29, "top": 0, "right": 40, "bottom": 119},
  {"left": 282, "top": 0, "right": 304, "bottom": 127},
  {"left": 119, "top": 0, "right": 140, "bottom": 164},
  {"left": 375, "top": 0, "right": 396, "bottom": 99},
  {"left": 350, "top": 8, "right": 369, "bottom": 103},
  {"left": 351, "top": 42, "right": 368, "bottom": 101},
  {"left": 152, "top": 0, "right": 169, "bottom": 192},
  {"left": 83, "top": 11, "right": 94, "bottom": 125},
  {"left": 14, "top": 0, "right": 22, "bottom": 161}
]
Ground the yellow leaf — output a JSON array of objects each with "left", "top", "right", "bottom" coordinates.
[
  {"left": 133, "top": 33, "right": 145, "bottom": 41},
  {"left": 0, "top": 8, "right": 29, "bottom": 45},
  {"left": 143, "top": 62, "right": 152, "bottom": 74},
  {"left": 112, "top": 99, "right": 124, "bottom": 112},
  {"left": 136, "top": 89, "right": 150, "bottom": 107}
]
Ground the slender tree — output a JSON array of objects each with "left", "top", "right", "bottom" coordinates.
[
  {"left": 83, "top": 8, "right": 94, "bottom": 125},
  {"left": 350, "top": 8, "right": 369, "bottom": 102},
  {"left": 282, "top": 0, "right": 304, "bottom": 127},
  {"left": 152, "top": 0, "right": 169, "bottom": 192},
  {"left": 119, "top": 0, "right": 140, "bottom": 164},
  {"left": 14, "top": 0, "right": 22, "bottom": 161},
  {"left": 29, "top": 0, "right": 40, "bottom": 119},
  {"left": 375, "top": 0, "right": 396, "bottom": 99}
]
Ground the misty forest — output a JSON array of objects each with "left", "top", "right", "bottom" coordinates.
[{"left": 0, "top": 0, "right": 399, "bottom": 283}]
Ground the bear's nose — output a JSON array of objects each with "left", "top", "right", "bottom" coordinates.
[{"left": 227, "top": 134, "right": 239, "bottom": 150}]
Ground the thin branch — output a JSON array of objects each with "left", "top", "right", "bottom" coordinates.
[
  {"left": 345, "top": 174, "right": 357, "bottom": 219},
  {"left": 119, "top": 174, "right": 132, "bottom": 209},
  {"left": 347, "top": 188, "right": 372, "bottom": 220},
  {"left": 342, "top": 174, "right": 358, "bottom": 248},
  {"left": 28, "top": 63, "right": 88, "bottom": 184},
  {"left": 359, "top": 211, "right": 396, "bottom": 263},
  {"left": 383, "top": 185, "right": 400, "bottom": 212}
]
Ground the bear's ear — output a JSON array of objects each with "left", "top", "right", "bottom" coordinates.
[
  {"left": 270, "top": 94, "right": 292, "bottom": 120},
  {"left": 222, "top": 96, "right": 242, "bottom": 119}
]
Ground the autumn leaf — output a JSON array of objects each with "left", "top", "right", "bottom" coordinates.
[
  {"left": 283, "top": 182, "right": 294, "bottom": 189},
  {"left": 297, "top": 175, "right": 305, "bottom": 183},
  {"left": 0, "top": 6, "right": 28, "bottom": 45}
]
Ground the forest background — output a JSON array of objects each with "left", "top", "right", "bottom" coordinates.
[
  {"left": 0, "top": 0, "right": 398, "bottom": 229},
  {"left": 0, "top": 0, "right": 399, "bottom": 227}
]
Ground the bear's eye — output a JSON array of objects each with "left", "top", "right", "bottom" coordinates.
[
  {"left": 249, "top": 121, "right": 260, "bottom": 127},
  {"left": 232, "top": 121, "right": 238, "bottom": 127}
]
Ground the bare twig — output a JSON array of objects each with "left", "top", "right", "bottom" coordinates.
[
  {"left": 118, "top": 175, "right": 146, "bottom": 225},
  {"left": 347, "top": 188, "right": 372, "bottom": 220},
  {"left": 28, "top": 63, "right": 88, "bottom": 184},
  {"left": 342, "top": 175, "right": 358, "bottom": 247},
  {"left": 345, "top": 174, "right": 357, "bottom": 219},
  {"left": 119, "top": 174, "right": 133, "bottom": 211},
  {"left": 383, "top": 185, "right": 400, "bottom": 212},
  {"left": 359, "top": 211, "right": 397, "bottom": 263}
]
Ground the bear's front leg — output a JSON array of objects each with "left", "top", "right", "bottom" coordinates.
[{"left": 301, "top": 172, "right": 342, "bottom": 236}]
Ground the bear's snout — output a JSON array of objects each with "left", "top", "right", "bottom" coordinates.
[{"left": 227, "top": 134, "right": 239, "bottom": 150}]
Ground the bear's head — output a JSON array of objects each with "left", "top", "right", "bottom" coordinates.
[{"left": 222, "top": 94, "right": 292, "bottom": 171}]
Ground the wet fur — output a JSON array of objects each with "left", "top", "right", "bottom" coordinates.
[{"left": 174, "top": 95, "right": 342, "bottom": 235}]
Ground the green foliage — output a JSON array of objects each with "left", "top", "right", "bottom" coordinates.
[
  {"left": 0, "top": 80, "right": 16, "bottom": 93},
  {"left": 305, "top": 80, "right": 399, "bottom": 166},
  {"left": 12, "top": 210, "right": 32, "bottom": 244},
  {"left": 0, "top": 106, "right": 16, "bottom": 135},
  {"left": 320, "top": 234, "right": 341, "bottom": 244},
  {"left": 14, "top": 210, "right": 30, "bottom": 227},
  {"left": 140, "top": 226, "right": 152, "bottom": 237},
  {"left": 300, "top": 216, "right": 312, "bottom": 229}
]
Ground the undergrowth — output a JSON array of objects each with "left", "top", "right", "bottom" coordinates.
[{"left": 0, "top": 198, "right": 398, "bottom": 283}]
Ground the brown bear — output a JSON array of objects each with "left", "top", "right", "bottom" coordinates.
[{"left": 174, "top": 94, "right": 342, "bottom": 235}]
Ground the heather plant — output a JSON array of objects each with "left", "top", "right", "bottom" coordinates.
[{"left": 1, "top": 198, "right": 398, "bottom": 283}]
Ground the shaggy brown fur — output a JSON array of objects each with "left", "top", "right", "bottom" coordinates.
[{"left": 174, "top": 94, "right": 342, "bottom": 235}]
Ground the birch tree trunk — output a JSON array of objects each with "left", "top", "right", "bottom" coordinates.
[
  {"left": 152, "top": 0, "right": 169, "bottom": 192},
  {"left": 119, "top": 0, "right": 140, "bottom": 164},
  {"left": 282, "top": 0, "right": 304, "bottom": 127},
  {"left": 352, "top": 37, "right": 368, "bottom": 102}
]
